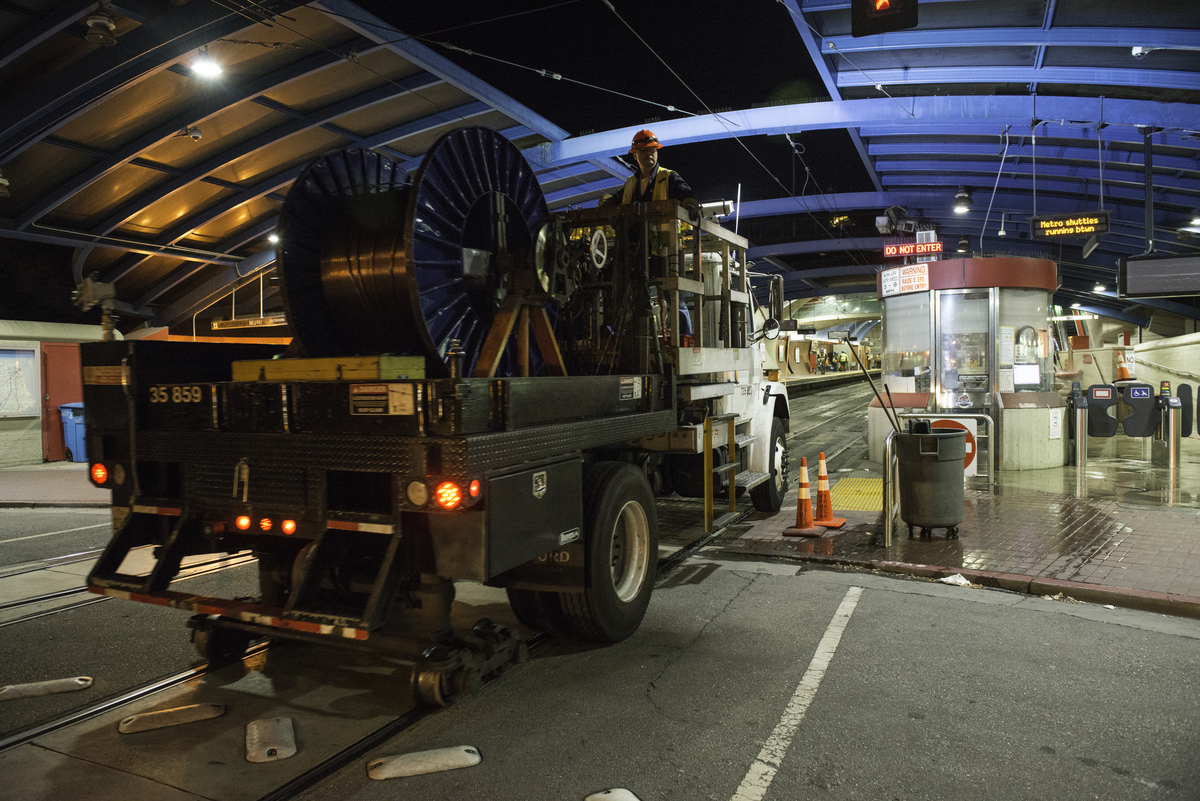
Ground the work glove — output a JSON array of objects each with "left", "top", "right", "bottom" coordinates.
[{"left": 682, "top": 198, "right": 701, "bottom": 223}]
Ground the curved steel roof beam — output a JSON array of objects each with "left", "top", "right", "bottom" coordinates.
[
  {"left": 875, "top": 159, "right": 1198, "bottom": 193},
  {"left": 868, "top": 142, "right": 1200, "bottom": 176},
  {"left": 823, "top": 27, "right": 1200, "bottom": 53},
  {"left": 881, "top": 173, "right": 1198, "bottom": 212},
  {"left": 0, "top": 0, "right": 278, "bottom": 162},
  {"left": 837, "top": 67, "right": 1200, "bottom": 92},
  {"left": 23, "top": 37, "right": 382, "bottom": 233},
  {"left": 547, "top": 96, "right": 1200, "bottom": 164},
  {"left": 312, "top": 0, "right": 568, "bottom": 142},
  {"left": 0, "top": 0, "right": 96, "bottom": 73},
  {"left": 149, "top": 247, "right": 277, "bottom": 330}
]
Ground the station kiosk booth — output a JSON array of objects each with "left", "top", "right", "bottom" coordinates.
[{"left": 868, "top": 257, "right": 1064, "bottom": 473}]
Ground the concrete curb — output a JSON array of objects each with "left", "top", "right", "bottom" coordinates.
[
  {"left": 0, "top": 502, "right": 112, "bottom": 509},
  {"left": 711, "top": 546, "right": 1200, "bottom": 621}
]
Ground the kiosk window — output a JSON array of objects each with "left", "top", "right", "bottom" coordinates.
[{"left": 1012, "top": 363, "right": 1040, "bottom": 386}]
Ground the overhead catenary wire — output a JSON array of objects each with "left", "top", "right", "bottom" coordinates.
[{"left": 978, "top": 126, "right": 1010, "bottom": 251}]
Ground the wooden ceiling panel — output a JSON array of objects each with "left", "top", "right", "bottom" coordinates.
[
  {"left": 138, "top": 102, "right": 285, "bottom": 170},
  {"left": 390, "top": 111, "right": 517, "bottom": 158},
  {"left": 55, "top": 70, "right": 205, "bottom": 152},
  {"left": 48, "top": 162, "right": 167, "bottom": 229},
  {"left": 116, "top": 182, "right": 237, "bottom": 238},
  {"left": 209, "top": 127, "right": 351, "bottom": 186},
  {"left": 185, "top": 195, "right": 284, "bottom": 246},
  {"left": 264, "top": 49, "right": 427, "bottom": 113},
  {"left": 333, "top": 82, "right": 474, "bottom": 138},
  {"left": 0, "top": 141, "right": 94, "bottom": 221}
]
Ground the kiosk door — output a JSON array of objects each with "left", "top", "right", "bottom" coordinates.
[{"left": 936, "top": 290, "right": 991, "bottom": 413}]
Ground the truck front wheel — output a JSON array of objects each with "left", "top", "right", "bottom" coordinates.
[
  {"left": 558, "top": 462, "right": 658, "bottom": 642},
  {"left": 750, "top": 417, "right": 789, "bottom": 513}
]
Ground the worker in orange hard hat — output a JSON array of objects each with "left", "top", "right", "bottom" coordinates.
[
  {"left": 600, "top": 130, "right": 700, "bottom": 342},
  {"left": 599, "top": 129, "right": 700, "bottom": 221}
]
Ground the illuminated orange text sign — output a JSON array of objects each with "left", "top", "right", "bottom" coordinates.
[
  {"left": 883, "top": 241, "right": 942, "bottom": 257},
  {"left": 1031, "top": 210, "right": 1111, "bottom": 238}
]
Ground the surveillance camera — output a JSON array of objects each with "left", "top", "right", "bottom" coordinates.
[
  {"left": 1131, "top": 46, "right": 1148, "bottom": 59},
  {"left": 188, "top": 127, "right": 202, "bottom": 141}
]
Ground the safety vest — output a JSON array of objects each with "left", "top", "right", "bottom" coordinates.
[{"left": 621, "top": 167, "right": 675, "bottom": 204}]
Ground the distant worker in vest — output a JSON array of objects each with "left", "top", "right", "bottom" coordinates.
[
  {"left": 839, "top": 351, "right": 849, "bottom": 372},
  {"left": 600, "top": 130, "right": 701, "bottom": 342}
]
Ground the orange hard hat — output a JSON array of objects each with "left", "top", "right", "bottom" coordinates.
[{"left": 629, "top": 129, "right": 662, "bottom": 152}]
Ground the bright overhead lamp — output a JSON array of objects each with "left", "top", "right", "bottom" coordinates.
[
  {"left": 953, "top": 187, "right": 972, "bottom": 214},
  {"left": 1070, "top": 302, "right": 1081, "bottom": 308},
  {"left": 268, "top": 233, "right": 280, "bottom": 243},
  {"left": 1191, "top": 209, "right": 1200, "bottom": 227},
  {"left": 1094, "top": 284, "right": 1105, "bottom": 292},
  {"left": 191, "top": 47, "right": 222, "bottom": 77},
  {"left": 957, "top": 236, "right": 970, "bottom": 253}
]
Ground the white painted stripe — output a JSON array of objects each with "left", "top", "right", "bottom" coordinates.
[
  {"left": 730, "top": 586, "right": 864, "bottom": 801},
  {"left": 0, "top": 523, "right": 108, "bottom": 545}
]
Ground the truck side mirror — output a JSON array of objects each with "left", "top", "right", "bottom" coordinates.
[{"left": 761, "top": 318, "right": 781, "bottom": 341}]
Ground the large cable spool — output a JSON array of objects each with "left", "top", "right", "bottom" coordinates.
[{"left": 277, "top": 128, "right": 549, "bottom": 377}]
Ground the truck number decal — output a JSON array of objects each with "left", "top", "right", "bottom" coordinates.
[{"left": 150, "top": 385, "right": 203, "bottom": 403}]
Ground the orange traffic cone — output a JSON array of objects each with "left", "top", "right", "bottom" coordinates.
[
  {"left": 812, "top": 452, "right": 847, "bottom": 529},
  {"left": 784, "top": 457, "right": 822, "bottom": 537},
  {"left": 1116, "top": 350, "right": 1132, "bottom": 382}
]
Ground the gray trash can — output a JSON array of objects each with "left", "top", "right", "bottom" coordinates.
[{"left": 897, "top": 429, "right": 966, "bottom": 538}]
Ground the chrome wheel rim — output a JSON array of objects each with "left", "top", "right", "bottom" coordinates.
[{"left": 610, "top": 500, "right": 650, "bottom": 602}]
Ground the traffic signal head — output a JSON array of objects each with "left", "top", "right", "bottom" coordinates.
[{"left": 851, "top": 0, "right": 918, "bottom": 38}]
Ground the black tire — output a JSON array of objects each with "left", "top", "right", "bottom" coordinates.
[
  {"left": 192, "top": 625, "right": 250, "bottom": 666},
  {"left": 505, "top": 588, "right": 570, "bottom": 635},
  {"left": 64, "top": 448, "right": 73, "bottom": 463},
  {"left": 750, "top": 417, "right": 789, "bottom": 513},
  {"left": 558, "top": 462, "right": 657, "bottom": 643}
]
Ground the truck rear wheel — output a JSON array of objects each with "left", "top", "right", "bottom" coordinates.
[
  {"left": 505, "top": 588, "right": 568, "bottom": 635},
  {"left": 558, "top": 462, "right": 657, "bottom": 642},
  {"left": 750, "top": 417, "right": 789, "bottom": 513}
]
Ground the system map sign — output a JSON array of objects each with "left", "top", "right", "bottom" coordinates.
[{"left": 0, "top": 348, "right": 38, "bottom": 417}]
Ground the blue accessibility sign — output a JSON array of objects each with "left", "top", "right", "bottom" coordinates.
[{"left": 1129, "top": 387, "right": 1151, "bottom": 399}]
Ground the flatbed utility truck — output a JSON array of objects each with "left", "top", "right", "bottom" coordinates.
[{"left": 80, "top": 128, "right": 790, "bottom": 705}]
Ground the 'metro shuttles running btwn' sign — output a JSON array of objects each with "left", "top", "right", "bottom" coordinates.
[{"left": 1030, "top": 210, "right": 1111, "bottom": 239}]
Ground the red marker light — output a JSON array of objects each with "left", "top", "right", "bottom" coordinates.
[
  {"left": 91, "top": 464, "right": 108, "bottom": 484},
  {"left": 435, "top": 481, "right": 462, "bottom": 510},
  {"left": 235, "top": 515, "right": 251, "bottom": 530},
  {"left": 469, "top": 479, "right": 481, "bottom": 498},
  {"left": 281, "top": 519, "right": 297, "bottom": 535},
  {"left": 876, "top": 0, "right": 891, "bottom": 9}
]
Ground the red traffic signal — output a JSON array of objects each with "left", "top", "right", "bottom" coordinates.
[{"left": 851, "top": 0, "right": 918, "bottom": 38}]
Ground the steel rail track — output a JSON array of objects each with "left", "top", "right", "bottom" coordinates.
[{"left": 0, "top": 553, "right": 258, "bottom": 628}]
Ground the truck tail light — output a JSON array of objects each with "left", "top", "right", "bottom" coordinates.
[
  {"left": 90, "top": 463, "right": 108, "bottom": 484},
  {"left": 468, "top": 479, "right": 482, "bottom": 498},
  {"left": 435, "top": 481, "right": 462, "bottom": 509},
  {"left": 281, "top": 519, "right": 296, "bottom": 535},
  {"left": 235, "top": 515, "right": 251, "bottom": 530},
  {"left": 259, "top": 518, "right": 273, "bottom": 531}
]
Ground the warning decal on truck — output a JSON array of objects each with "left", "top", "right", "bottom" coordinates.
[
  {"left": 349, "top": 383, "right": 414, "bottom": 415},
  {"left": 619, "top": 376, "right": 641, "bottom": 401}
]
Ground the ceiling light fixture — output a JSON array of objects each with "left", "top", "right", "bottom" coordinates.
[
  {"left": 1192, "top": 209, "right": 1200, "bottom": 227},
  {"left": 1094, "top": 284, "right": 1106, "bottom": 292},
  {"left": 953, "top": 187, "right": 972, "bottom": 214},
  {"left": 191, "top": 47, "right": 222, "bottom": 78},
  {"left": 85, "top": 11, "right": 118, "bottom": 46},
  {"left": 268, "top": 233, "right": 280, "bottom": 243},
  {"left": 997, "top": 213, "right": 1006, "bottom": 237},
  {"left": 957, "top": 236, "right": 970, "bottom": 253},
  {"left": 1071, "top": 302, "right": 1081, "bottom": 308}
]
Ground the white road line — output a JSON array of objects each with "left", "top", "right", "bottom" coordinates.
[
  {"left": 731, "top": 585, "right": 864, "bottom": 801},
  {"left": 0, "top": 523, "right": 109, "bottom": 544}
]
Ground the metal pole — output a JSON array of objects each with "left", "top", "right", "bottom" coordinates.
[{"left": 844, "top": 336, "right": 899, "bottom": 433}]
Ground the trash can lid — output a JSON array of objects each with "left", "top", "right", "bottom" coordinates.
[{"left": 58, "top": 402, "right": 84, "bottom": 411}]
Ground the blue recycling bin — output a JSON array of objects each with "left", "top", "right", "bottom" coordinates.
[{"left": 58, "top": 403, "right": 87, "bottom": 462}]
